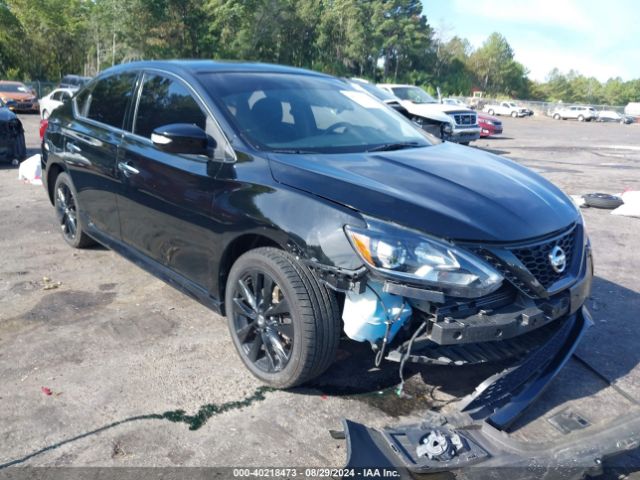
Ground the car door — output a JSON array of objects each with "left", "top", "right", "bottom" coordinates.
[
  {"left": 116, "top": 71, "right": 229, "bottom": 292},
  {"left": 62, "top": 72, "right": 138, "bottom": 239}
]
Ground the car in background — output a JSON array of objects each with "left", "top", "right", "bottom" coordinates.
[
  {"left": 39, "top": 87, "right": 75, "bottom": 119},
  {"left": 348, "top": 78, "right": 411, "bottom": 118},
  {"left": 625, "top": 102, "right": 640, "bottom": 118},
  {"left": 596, "top": 110, "right": 634, "bottom": 124},
  {"left": 552, "top": 105, "right": 597, "bottom": 122},
  {"left": 0, "top": 98, "right": 26, "bottom": 163},
  {"left": 483, "top": 101, "right": 529, "bottom": 117},
  {"left": 442, "top": 97, "right": 470, "bottom": 108},
  {"left": 378, "top": 84, "right": 480, "bottom": 144},
  {"left": 58, "top": 75, "right": 92, "bottom": 90},
  {"left": 477, "top": 112, "right": 503, "bottom": 137},
  {"left": 0, "top": 81, "right": 39, "bottom": 113}
]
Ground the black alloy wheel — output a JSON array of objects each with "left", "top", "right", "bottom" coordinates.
[
  {"left": 53, "top": 172, "right": 95, "bottom": 248},
  {"left": 225, "top": 247, "right": 340, "bottom": 388},
  {"left": 55, "top": 182, "right": 78, "bottom": 242},
  {"left": 231, "top": 269, "right": 294, "bottom": 374}
]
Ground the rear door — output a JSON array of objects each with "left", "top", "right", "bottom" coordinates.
[
  {"left": 116, "top": 71, "right": 230, "bottom": 292},
  {"left": 63, "top": 72, "right": 138, "bottom": 239}
]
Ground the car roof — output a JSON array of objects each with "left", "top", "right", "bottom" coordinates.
[{"left": 97, "top": 60, "right": 333, "bottom": 80}]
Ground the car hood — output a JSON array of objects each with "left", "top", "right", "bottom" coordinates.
[
  {"left": 398, "top": 101, "right": 472, "bottom": 120},
  {"left": 268, "top": 142, "right": 578, "bottom": 242},
  {"left": 0, "top": 92, "right": 34, "bottom": 101},
  {"left": 478, "top": 113, "right": 500, "bottom": 122}
]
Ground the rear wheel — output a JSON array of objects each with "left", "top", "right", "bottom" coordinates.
[
  {"left": 225, "top": 247, "right": 340, "bottom": 388},
  {"left": 488, "top": 109, "right": 495, "bottom": 115},
  {"left": 577, "top": 114, "right": 585, "bottom": 122},
  {"left": 53, "top": 172, "right": 95, "bottom": 248},
  {"left": 42, "top": 110, "right": 49, "bottom": 119},
  {"left": 553, "top": 113, "right": 561, "bottom": 120}
]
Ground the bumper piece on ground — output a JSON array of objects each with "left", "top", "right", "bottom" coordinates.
[{"left": 341, "top": 307, "right": 639, "bottom": 478}]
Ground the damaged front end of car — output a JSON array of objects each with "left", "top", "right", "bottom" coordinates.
[{"left": 310, "top": 214, "right": 639, "bottom": 478}]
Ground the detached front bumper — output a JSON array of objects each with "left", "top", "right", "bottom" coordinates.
[{"left": 342, "top": 306, "right": 640, "bottom": 478}]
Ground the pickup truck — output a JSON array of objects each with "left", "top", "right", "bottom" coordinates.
[
  {"left": 377, "top": 83, "right": 481, "bottom": 144},
  {"left": 483, "top": 101, "right": 529, "bottom": 117}
]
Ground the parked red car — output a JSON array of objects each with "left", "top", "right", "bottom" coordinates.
[{"left": 478, "top": 112, "right": 503, "bottom": 137}]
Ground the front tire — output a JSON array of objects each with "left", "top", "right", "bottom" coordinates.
[
  {"left": 225, "top": 247, "right": 340, "bottom": 388},
  {"left": 511, "top": 111, "right": 517, "bottom": 118},
  {"left": 488, "top": 109, "right": 495, "bottom": 115},
  {"left": 53, "top": 172, "right": 95, "bottom": 248}
]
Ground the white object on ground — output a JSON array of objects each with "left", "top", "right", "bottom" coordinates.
[
  {"left": 17, "top": 154, "right": 42, "bottom": 186},
  {"left": 611, "top": 191, "right": 640, "bottom": 218},
  {"left": 570, "top": 195, "right": 586, "bottom": 207}
]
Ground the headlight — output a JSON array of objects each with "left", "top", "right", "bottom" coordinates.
[{"left": 345, "top": 219, "right": 503, "bottom": 298}]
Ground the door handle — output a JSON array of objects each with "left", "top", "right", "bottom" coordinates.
[
  {"left": 67, "top": 142, "right": 82, "bottom": 154},
  {"left": 117, "top": 161, "right": 140, "bottom": 177}
]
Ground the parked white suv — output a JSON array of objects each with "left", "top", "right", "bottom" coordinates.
[
  {"left": 552, "top": 105, "right": 597, "bottom": 122},
  {"left": 378, "top": 84, "right": 480, "bottom": 144}
]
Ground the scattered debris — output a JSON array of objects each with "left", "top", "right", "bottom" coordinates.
[
  {"left": 41, "top": 387, "right": 52, "bottom": 396},
  {"left": 17, "top": 154, "right": 42, "bottom": 186},
  {"left": 611, "top": 191, "right": 640, "bottom": 218},
  {"left": 570, "top": 195, "right": 586, "bottom": 207},
  {"left": 42, "top": 276, "right": 62, "bottom": 290}
]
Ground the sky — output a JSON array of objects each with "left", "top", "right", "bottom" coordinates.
[{"left": 421, "top": 0, "right": 640, "bottom": 82}]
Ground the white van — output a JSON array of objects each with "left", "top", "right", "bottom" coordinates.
[{"left": 625, "top": 102, "right": 640, "bottom": 117}]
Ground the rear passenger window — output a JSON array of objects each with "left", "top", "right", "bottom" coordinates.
[
  {"left": 133, "top": 74, "right": 206, "bottom": 139},
  {"left": 76, "top": 73, "right": 137, "bottom": 129}
]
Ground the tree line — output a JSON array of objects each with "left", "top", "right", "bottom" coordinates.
[{"left": 1, "top": 0, "right": 638, "bottom": 105}]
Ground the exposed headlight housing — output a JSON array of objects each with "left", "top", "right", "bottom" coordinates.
[{"left": 345, "top": 219, "right": 503, "bottom": 298}]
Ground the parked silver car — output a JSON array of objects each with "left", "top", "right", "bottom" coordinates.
[{"left": 552, "top": 105, "right": 597, "bottom": 122}]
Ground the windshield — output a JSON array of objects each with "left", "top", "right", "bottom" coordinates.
[
  {"left": 390, "top": 86, "right": 437, "bottom": 104},
  {"left": 0, "top": 84, "right": 28, "bottom": 93},
  {"left": 201, "top": 73, "right": 433, "bottom": 154}
]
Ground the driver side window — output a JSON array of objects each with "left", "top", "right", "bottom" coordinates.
[{"left": 134, "top": 74, "right": 206, "bottom": 139}]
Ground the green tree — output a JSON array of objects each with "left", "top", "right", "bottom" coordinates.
[{"left": 468, "top": 32, "right": 528, "bottom": 96}]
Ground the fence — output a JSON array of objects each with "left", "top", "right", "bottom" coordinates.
[{"left": 451, "top": 96, "right": 627, "bottom": 116}]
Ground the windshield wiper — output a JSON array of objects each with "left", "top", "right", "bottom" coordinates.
[
  {"left": 270, "top": 148, "right": 319, "bottom": 154},
  {"left": 367, "top": 142, "right": 422, "bottom": 152}
]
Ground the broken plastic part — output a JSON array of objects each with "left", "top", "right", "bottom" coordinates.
[
  {"left": 342, "top": 281, "right": 412, "bottom": 344},
  {"left": 340, "top": 306, "right": 637, "bottom": 478}
]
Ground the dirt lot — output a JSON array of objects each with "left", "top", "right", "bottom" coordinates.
[{"left": 1, "top": 113, "right": 640, "bottom": 477}]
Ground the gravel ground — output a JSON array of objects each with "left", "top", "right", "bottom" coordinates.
[{"left": 1, "top": 113, "right": 639, "bottom": 478}]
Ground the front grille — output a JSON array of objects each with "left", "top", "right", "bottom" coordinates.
[
  {"left": 451, "top": 112, "right": 477, "bottom": 126},
  {"left": 511, "top": 229, "right": 576, "bottom": 289}
]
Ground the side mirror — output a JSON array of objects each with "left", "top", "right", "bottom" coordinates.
[{"left": 151, "top": 123, "right": 215, "bottom": 156}]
